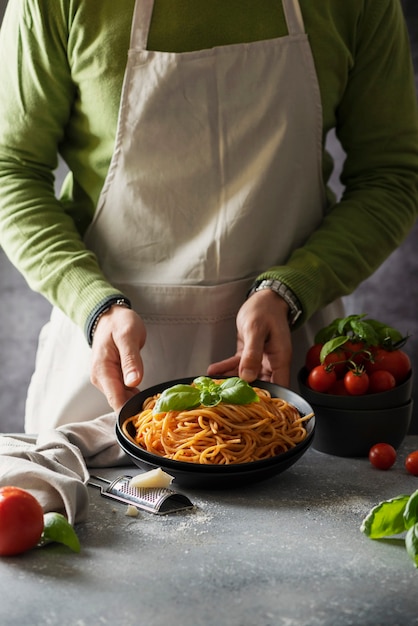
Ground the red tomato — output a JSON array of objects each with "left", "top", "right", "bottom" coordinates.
[
  {"left": 344, "top": 369, "right": 369, "bottom": 395},
  {"left": 323, "top": 349, "right": 347, "bottom": 378},
  {"left": 368, "top": 370, "right": 396, "bottom": 394},
  {"left": 307, "top": 365, "right": 336, "bottom": 393},
  {"left": 405, "top": 451, "right": 418, "bottom": 476},
  {"left": 366, "top": 348, "right": 411, "bottom": 384},
  {"left": 369, "top": 443, "right": 397, "bottom": 470},
  {"left": 0, "top": 486, "right": 44, "bottom": 556},
  {"left": 327, "top": 378, "right": 350, "bottom": 396},
  {"left": 344, "top": 340, "right": 368, "bottom": 366},
  {"left": 305, "top": 344, "right": 323, "bottom": 371}
]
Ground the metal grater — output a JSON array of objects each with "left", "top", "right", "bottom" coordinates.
[{"left": 88, "top": 475, "right": 194, "bottom": 515}]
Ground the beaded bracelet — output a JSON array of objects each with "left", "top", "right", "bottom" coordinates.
[{"left": 87, "top": 296, "right": 132, "bottom": 346}]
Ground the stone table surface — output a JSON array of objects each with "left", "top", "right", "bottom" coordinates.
[{"left": 1, "top": 437, "right": 418, "bottom": 626}]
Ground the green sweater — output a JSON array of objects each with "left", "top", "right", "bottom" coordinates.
[{"left": 0, "top": 0, "right": 417, "bottom": 337}]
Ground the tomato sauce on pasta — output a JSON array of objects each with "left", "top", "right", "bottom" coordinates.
[{"left": 122, "top": 385, "right": 313, "bottom": 465}]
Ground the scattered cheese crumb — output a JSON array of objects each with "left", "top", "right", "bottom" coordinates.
[
  {"left": 129, "top": 467, "right": 174, "bottom": 489},
  {"left": 125, "top": 505, "right": 139, "bottom": 517}
]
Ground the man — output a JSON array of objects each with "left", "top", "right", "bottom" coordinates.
[{"left": 0, "top": 0, "right": 417, "bottom": 432}]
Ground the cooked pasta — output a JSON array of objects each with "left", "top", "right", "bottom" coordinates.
[{"left": 122, "top": 385, "right": 313, "bottom": 465}]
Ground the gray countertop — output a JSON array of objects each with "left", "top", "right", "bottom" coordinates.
[{"left": 1, "top": 437, "right": 418, "bottom": 626}]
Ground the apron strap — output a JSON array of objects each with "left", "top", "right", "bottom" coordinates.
[
  {"left": 282, "top": 0, "right": 306, "bottom": 35},
  {"left": 130, "top": 0, "right": 155, "bottom": 49}
]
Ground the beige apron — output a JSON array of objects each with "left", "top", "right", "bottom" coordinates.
[{"left": 25, "top": 0, "right": 344, "bottom": 432}]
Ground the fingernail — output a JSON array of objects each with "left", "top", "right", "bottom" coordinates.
[
  {"left": 125, "top": 371, "right": 139, "bottom": 386},
  {"left": 240, "top": 369, "right": 258, "bottom": 381}
]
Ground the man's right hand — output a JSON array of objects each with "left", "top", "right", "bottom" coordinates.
[{"left": 90, "top": 306, "right": 146, "bottom": 413}]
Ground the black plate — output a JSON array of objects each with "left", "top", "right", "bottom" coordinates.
[{"left": 116, "top": 378, "right": 315, "bottom": 489}]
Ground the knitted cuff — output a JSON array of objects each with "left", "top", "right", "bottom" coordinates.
[{"left": 85, "top": 296, "right": 132, "bottom": 346}]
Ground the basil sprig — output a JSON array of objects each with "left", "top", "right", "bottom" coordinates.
[
  {"left": 314, "top": 313, "right": 408, "bottom": 363},
  {"left": 360, "top": 489, "right": 418, "bottom": 568},
  {"left": 153, "top": 376, "right": 259, "bottom": 414}
]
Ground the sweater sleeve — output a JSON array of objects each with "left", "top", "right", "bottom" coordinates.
[
  {"left": 260, "top": 0, "right": 418, "bottom": 327},
  {"left": 0, "top": 0, "right": 122, "bottom": 331}
]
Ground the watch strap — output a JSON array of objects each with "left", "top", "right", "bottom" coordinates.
[{"left": 247, "top": 279, "right": 302, "bottom": 326}]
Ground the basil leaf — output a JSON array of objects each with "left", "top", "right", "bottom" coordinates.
[
  {"left": 404, "top": 490, "right": 418, "bottom": 530},
  {"left": 219, "top": 377, "right": 259, "bottom": 405},
  {"left": 218, "top": 377, "right": 241, "bottom": 390},
  {"left": 39, "top": 512, "right": 80, "bottom": 553},
  {"left": 193, "top": 376, "right": 217, "bottom": 392},
  {"left": 350, "top": 320, "right": 379, "bottom": 345},
  {"left": 153, "top": 384, "right": 201, "bottom": 413},
  {"left": 200, "top": 389, "right": 222, "bottom": 407},
  {"left": 366, "top": 320, "right": 404, "bottom": 347},
  {"left": 337, "top": 314, "right": 367, "bottom": 336},
  {"left": 320, "top": 337, "right": 349, "bottom": 362},
  {"left": 360, "top": 495, "right": 410, "bottom": 538},
  {"left": 314, "top": 319, "right": 342, "bottom": 344},
  {"left": 405, "top": 523, "right": 418, "bottom": 568}
]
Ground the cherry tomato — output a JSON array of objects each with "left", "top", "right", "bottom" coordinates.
[
  {"left": 405, "top": 451, "right": 418, "bottom": 476},
  {"left": 344, "top": 369, "right": 369, "bottom": 395},
  {"left": 305, "top": 344, "right": 323, "bottom": 372},
  {"left": 323, "top": 349, "right": 347, "bottom": 378},
  {"left": 327, "top": 378, "right": 350, "bottom": 396},
  {"left": 368, "top": 370, "right": 396, "bottom": 394},
  {"left": 366, "top": 348, "right": 411, "bottom": 384},
  {"left": 344, "top": 340, "right": 368, "bottom": 366},
  {"left": 307, "top": 365, "right": 336, "bottom": 393},
  {"left": 0, "top": 486, "right": 44, "bottom": 556},
  {"left": 368, "top": 443, "right": 397, "bottom": 470}
]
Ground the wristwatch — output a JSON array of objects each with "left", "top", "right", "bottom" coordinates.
[{"left": 247, "top": 279, "right": 302, "bottom": 327}]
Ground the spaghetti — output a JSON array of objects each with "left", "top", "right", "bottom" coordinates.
[{"left": 122, "top": 385, "right": 313, "bottom": 465}]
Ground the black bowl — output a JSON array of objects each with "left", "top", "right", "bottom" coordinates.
[
  {"left": 297, "top": 367, "right": 413, "bottom": 457},
  {"left": 116, "top": 378, "right": 315, "bottom": 489},
  {"left": 298, "top": 367, "right": 413, "bottom": 410},
  {"left": 309, "top": 400, "right": 413, "bottom": 457}
]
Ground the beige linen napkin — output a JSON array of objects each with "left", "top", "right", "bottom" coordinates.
[{"left": 0, "top": 413, "right": 129, "bottom": 524}]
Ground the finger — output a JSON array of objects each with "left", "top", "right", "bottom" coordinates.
[
  {"left": 91, "top": 355, "right": 137, "bottom": 412},
  {"left": 112, "top": 386, "right": 140, "bottom": 414},
  {"left": 102, "top": 380, "right": 139, "bottom": 413},
  {"left": 269, "top": 362, "right": 291, "bottom": 388},
  {"left": 120, "top": 348, "right": 143, "bottom": 388},
  {"left": 238, "top": 337, "right": 265, "bottom": 382},
  {"left": 207, "top": 355, "right": 240, "bottom": 378},
  {"left": 266, "top": 326, "right": 292, "bottom": 387},
  {"left": 111, "top": 317, "right": 145, "bottom": 388}
]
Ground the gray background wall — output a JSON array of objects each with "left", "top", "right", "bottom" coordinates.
[{"left": 0, "top": 0, "right": 417, "bottom": 433}]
